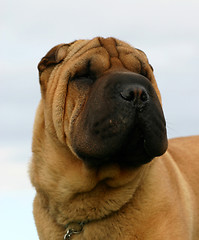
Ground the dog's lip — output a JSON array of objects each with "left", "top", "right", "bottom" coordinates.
[
  {"left": 114, "top": 142, "right": 153, "bottom": 167},
  {"left": 77, "top": 136, "right": 153, "bottom": 169}
]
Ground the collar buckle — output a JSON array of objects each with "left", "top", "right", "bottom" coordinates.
[{"left": 64, "top": 221, "right": 88, "bottom": 240}]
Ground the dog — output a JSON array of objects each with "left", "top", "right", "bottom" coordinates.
[{"left": 30, "top": 37, "right": 199, "bottom": 239}]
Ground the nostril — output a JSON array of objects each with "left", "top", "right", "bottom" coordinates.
[
  {"left": 140, "top": 91, "right": 149, "bottom": 102},
  {"left": 120, "top": 90, "right": 135, "bottom": 101}
]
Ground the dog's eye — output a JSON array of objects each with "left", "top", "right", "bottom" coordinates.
[
  {"left": 72, "top": 72, "right": 96, "bottom": 83},
  {"left": 72, "top": 60, "right": 96, "bottom": 82},
  {"left": 77, "top": 73, "right": 92, "bottom": 79}
]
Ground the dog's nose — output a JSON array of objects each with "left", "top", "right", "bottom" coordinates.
[{"left": 120, "top": 86, "right": 149, "bottom": 108}]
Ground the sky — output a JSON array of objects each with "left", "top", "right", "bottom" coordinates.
[{"left": 1, "top": 0, "right": 199, "bottom": 239}]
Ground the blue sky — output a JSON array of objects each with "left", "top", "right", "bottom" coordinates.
[{"left": 1, "top": 0, "right": 199, "bottom": 239}]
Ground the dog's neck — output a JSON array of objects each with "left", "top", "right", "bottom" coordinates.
[
  {"left": 62, "top": 163, "right": 151, "bottom": 239},
  {"left": 47, "top": 161, "right": 150, "bottom": 227},
  {"left": 33, "top": 136, "right": 152, "bottom": 235}
]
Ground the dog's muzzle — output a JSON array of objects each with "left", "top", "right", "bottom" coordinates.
[{"left": 71, "top": 72, "right": 168, "bottom": 168}]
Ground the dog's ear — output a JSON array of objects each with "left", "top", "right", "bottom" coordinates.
[
  {"left": 38, "top": 44, "right": 69, "bottom": 92},
  {"left": 135, "top": 48, "right": 154, "bottom": 72},
  {"left": 38, "top": 44, "right": 69, "bottom": 73}
]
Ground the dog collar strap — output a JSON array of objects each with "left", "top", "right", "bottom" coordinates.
[{"left": 64, "top": 221, "right": 89, "bottom": 239}]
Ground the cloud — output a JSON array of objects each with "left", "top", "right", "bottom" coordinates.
[
  {"left": 0, "top": 189, "right": 38, "bottom": 240},
  {"left": 0, "top": 143, "right": 32, "bottom": 192}
]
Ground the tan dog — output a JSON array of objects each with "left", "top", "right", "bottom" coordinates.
[{"left": 30, "top": 37, "right": 199, "bottom": 240}]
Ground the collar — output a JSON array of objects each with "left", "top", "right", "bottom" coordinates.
[{"left": 64, "top": 220, "right": 90, "bottom": 239}]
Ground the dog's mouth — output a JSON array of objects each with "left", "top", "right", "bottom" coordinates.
[{"left": 73, "top": 115, "right": 165, "bottom": 168}]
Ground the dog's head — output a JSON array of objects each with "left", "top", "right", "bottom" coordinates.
[{"left": 37, "top": 37, "right": 167, "bottom": 169}]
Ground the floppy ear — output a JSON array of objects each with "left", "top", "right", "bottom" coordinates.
[
  {"left": 135, "top": 48, "right": 153, "bottom": 72},
  {"left": 38, "top": 44, "right": 69, "bottom": 73},
  {"left": 38, "top": 44, "right": 69, "bottom": 92}
]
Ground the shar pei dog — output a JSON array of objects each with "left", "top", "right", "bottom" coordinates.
[{"left": 30, "top": 37, "right": 199, "bottom": 240}]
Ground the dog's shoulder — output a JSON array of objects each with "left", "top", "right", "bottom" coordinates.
[
  {"left": 168, "top": 135, "right": 199, "bottom": 155},
  {"left": 167, "top": 136, "right": 199, "bottom": 193}
]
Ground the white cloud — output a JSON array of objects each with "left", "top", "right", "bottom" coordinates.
[
  {"left": 0, "top": 144, "right": 32, "bottom": 192},
  {"left": 0, "top": 189, "right": 38, "bottom": 240}
]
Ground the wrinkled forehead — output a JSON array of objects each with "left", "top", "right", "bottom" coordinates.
[
  {"left": 63, "top": 37, "right": 150, "bottom": 78},
  {"left": 65, "top": 37, "right": 147, "bottom": 62}
]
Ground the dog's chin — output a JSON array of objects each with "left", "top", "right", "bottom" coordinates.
[
  {"left": 75, "top": 149, "right": 152, "bottom": 169},
  {"left": 73, "top": 134, "right": 157, "bottom": 169}
]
